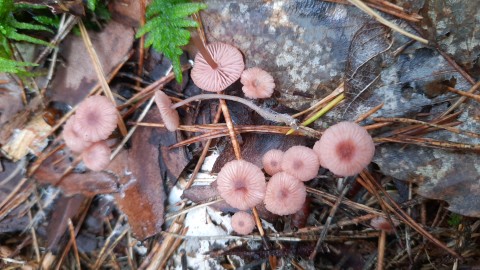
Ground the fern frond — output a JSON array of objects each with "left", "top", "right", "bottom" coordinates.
[
  {"left": 0, "top": 56, "right": 36, "bottom": 73},
  {"left": 0, "top": 0, "right": 53, "bottom": 74},
  {"left": 138, "top": 0, "right": 207, "bottom": 83}
]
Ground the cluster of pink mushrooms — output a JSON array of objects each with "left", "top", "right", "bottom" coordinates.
[
  {"left": 62, "top": 96, "right": 116, "bottom": 171},
  {"left": 222, "top": 121, "right": 375, "bottom": 235},
  {"left": 59, "top": 41, "right": 377, "bottom": 237}
]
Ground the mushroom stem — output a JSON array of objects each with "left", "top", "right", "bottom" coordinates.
[
  {"left": 172, "top": 94, "right": 298, "bottom": 128},
  {"left": 191, "top": 31, "right": 218, "bottom": 69}
]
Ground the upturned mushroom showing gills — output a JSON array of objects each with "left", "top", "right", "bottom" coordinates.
[
  {"left": 216, "top": 160, "right": 266, "bottom": 210},
  {"left": 154, "top": 90, "right": 180, "bottom": 132},
  {"left": 313, "top": 121, "right": 375, "bottom": 177},
  {"left": 191, "top": 42, "right": 245, "bottom": 92}
]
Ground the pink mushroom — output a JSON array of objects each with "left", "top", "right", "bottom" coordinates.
[
  {"left": 264, "top": 172, "right": 306, "bottom": 216},
  {"left": 154, "top": 90, "right": 180, "bottom": 132},
  {"left": 82, "top": 141, "right": 111, "bottom": 171},
  {"left": 262, "top": 149, "right": 284, "bottom": 176},
  {"left": 62, "top": 115, "right": 92, "bottom": 153},
  {"left": 231, "top": 211, "right": 255, "bottom": 235},
  {"left": 191, "top": 42, "right": 245, "bottom": 92},
  {"left": 314, "top": 121, "right": 375, "bottom": 176},
  {"left": 73, "top": 95, "right": 118, "bottom": 142},
  {"left": 216, "top": 160, "right": 266, "bottom": 210},
  {"left": 281, "top": 146, "right": 320, "bottom": 182},
  {"left": 240, "top": 67, "right": 275, "bottom": 99}
]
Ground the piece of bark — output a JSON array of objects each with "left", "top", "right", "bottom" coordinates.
[{"left": 111, "top": 110, "right": 166, "bottom": 240}]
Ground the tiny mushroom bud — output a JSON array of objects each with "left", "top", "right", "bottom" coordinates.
[
  {"left": 370, "top": 216, "right": 399, "bottom": 233},
  {"left": 314, "top": 121, "right": 375, "bottom": 177},
  {"left": 231, "top": 211, "right": 255, "bottom": 235},
  {"left": 154, "top": 90, "right": 180, "bottom": 131},
  {"left": 281, "top": 146, "right": 320, "bottom": 182},
  {"left": 216, "top": 160, "right": 266, "bottom": 210},
  {"left": 191, "top": 42, "right": 245, "bottom": 92},
  {"left": 73, "top": 95, "right": 118, "bottom": 142},
  {"left": 262, "top": 149, "right": 284, "bottom": 176},
  {"left": 264, "top": 172, "right": 306, "bottom": 216},
  {"left": 62, "top": 115, "right": 92, "bottom": 153},
  {"left": 82, "top": 141, "right": 111, "bottom": 171},
  {"left": 240, "top": 67, "right": 275, "bottom": 99}
]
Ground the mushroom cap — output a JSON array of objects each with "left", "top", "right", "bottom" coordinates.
[
  {"left": 62, "top": 115, "right": 92, "bottom": 153},
  {"left": 231, "top": 211, "right": 255, "bottom": 235},
  {"left": 216, "top": 160, "right": 266, "bottom": 210},
  {"left": 82, "top": 141, "right": 111, "bottom": 171},
  {"left": 240, "top": 67, "right": 275, "bottom": 99},
  {"left": 262, "top": 149, "right": 284, "bottom": 176},
  {"left": 73, "top": 95, "right": 118, "bottom": 142},
  {"left": 154, "top": 90, "right": 180, "bottom": 131},
  {"left": 264, "top": 172, "right": 306, "bottom": 216},
  {"left": 281, "top": 146, "right": 320, "bottom": 181},
  {"left": 370, "top": 216, "right": 399, "bottom": 233},
  {"left": 315, "top": 121, "right": 375, "bottom": 176},
  {"left": 191, "top": 42, "right": 245, "bottom": 92}
]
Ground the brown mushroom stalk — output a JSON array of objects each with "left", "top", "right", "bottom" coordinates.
[
  {"left": 191, "top": 31, "right": 218, "bottom": 69},
  {"left": 171, "top": 94, "right": 298, "bottom": 128}
]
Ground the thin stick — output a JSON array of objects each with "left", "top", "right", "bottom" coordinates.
[
  {"left": 373, "top": 117, "right": 480, "bottom": 138},
  {"left": 347, "top": 0, "right": 428, "bottom": 44},
  {"left": 184, "top": 105, "right": 223, "bottom": 190},
  {"left": 68, "top": 219, "right": 81, "bottom": 270},
  {"left": 191, "top": 31, "right": 218, "bottom": 69},
  {"left": 356, "top": 103, "right": 384, "bottom": 123},
  {"left": 78, "top": 20, "right": 128, "bottom": 136},
  {"left": 310, "top": 182, "right": 351, "bottom": 260},
  {"left": 172, "top": 94, "right": 297, "bottom": 127},
  {"left": 377, "top": 230, "right": 386, "bottom": 270},
  {"left": 219, "top": 99, "right": 242, "bottom": 159},
  {"left": 286, "top": 93, "right": 344, "bottom": 135},
  {"left": 446, "top": 86, "right": 480, "bottom": 103}
]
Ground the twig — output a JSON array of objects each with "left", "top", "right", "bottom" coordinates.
[
  {"left": 355, "top": 103, "right": 384, "bottom": 123},
  {"left": 347, "top": 0, "right": 428, "bottom": 44},
  {"left": 310, "top": 182, "right": 352, "bottom": 260},
  {"left": 172, "top": 94, "right": 297, "bottom": 128},
  {"left": 67, "top": 219, "right": 81, "bottom": 270},
  {"left": 373, "top": 117, "right": 480, "bottom": 138},
  {"left": 78, "top": 20, "right": 128, "bottom": 136},
  {"left": 184, "top": 105, "right": 223, "bottom": 190},
  {"left": 377, "top": 230, "right": 386, "bottom": 270},
  {"left": 445, "top": 85, "right": 480, "bottom": 103}
]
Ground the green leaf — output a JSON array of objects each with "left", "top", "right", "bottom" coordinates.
[
  {"left": 138, "top": 0, "right": 207, "bottom": 83},
  {"left": 87, "top": 0, "right": 97, "bottom": 11},
  {"left": 0, "top": 57, "right": 35, "bottom": 73}
]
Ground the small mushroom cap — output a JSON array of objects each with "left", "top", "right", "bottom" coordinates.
[
  {"left": 82, "top": 141, "right": 111, "bottom": 171},
  {"left": 154, "top": 90, "right": 180, "bottom": 131},
  {"left": 281, "top": 146, "right": 320, "bottom": 181},
  {"left": 264, "top": 172, "right": 306, "bottom": 216},
  {"left": 191, "top": 42, "right": 245, "bottom": 92},
  {"left": 62, "top": 116, "right": 92, "bottom": 153},
  {"left": 262, "top": 149, "right": 284, "bottom": 176},
  {"left": 73, "top": 95, "right": 118, "bottom": 142},
  {"left": 216, "top": 160, "right": 266, "bottom": 210},
  {"left": 231, "top": 211, "right": 255, "bottom": 235},
  {"left": 370, "top": 216, "right": 399, "bottom": 233},
  {"left": 240, "top": 67, "right": 275, "bottom": 99},
  {"left": 315, "top": 122, "right": 375, "bottom": 176}
]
